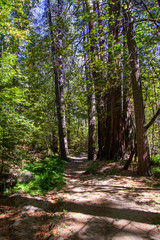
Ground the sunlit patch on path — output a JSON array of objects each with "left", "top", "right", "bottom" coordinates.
[
  {"left": 0, "top": 156, "right": 160, "bottom": 239},
  {"left": 55, "top": 156, "right": 160, "bottom": 239}
]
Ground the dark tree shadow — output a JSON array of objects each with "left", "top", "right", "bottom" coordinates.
[
  {"left": 61, "top": 200, "right": 159, "bottom": 225},
  {"left": 68, "top": 216, "right": 159, "bottom": 240}
]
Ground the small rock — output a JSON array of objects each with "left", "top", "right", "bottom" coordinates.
[
  {"left": 18, "top": 172, "right": 33, "bottom": 183},
  {"left": 22, "top": 205, "right": 41, "bottom": 212},
  {"left": 0, "top": 173, "right": 18, "bottom": 191}
]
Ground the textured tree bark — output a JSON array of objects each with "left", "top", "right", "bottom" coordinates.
[
  {"left": 83, "top": 1, "right": 96, "bottom": 160},
  {"left": 50, "top": 129, "right": 58, "bottom": 153},
  {"left": 105, "top": 0, "right": 125, "bottom": 160},
  {"left": 124, "top": 0, "right": 150, "bottom": 175},
  {"left": 57, "top": 0, "right": 68, "bottom": 156},
  {"left": 58, "top": 50, "right": 69, "bottom": 156},
  {"left": 66, "top": 83, "right": 71, "bottom": 149},
  {"left": 47, "top": 0, "right": 68, "bottom": 160},
  {"left": 123, "top": 82, "right": 135, "bottom": 152},
  {"left": 123, "top": 108, "right": 160, "bottom": 170},
  {"left": 122, "top": 7, "right": 135, "bottom": 153},
  {"left": 87, "top": 87, "right": 96, "bottom": 160},
  {"left": 85, "top": 0, "right": 106, "bottom": 160},
  {"left": 95, "top": 0, "right": 107, "bottom": 160}
]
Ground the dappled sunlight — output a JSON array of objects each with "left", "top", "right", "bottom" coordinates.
[
  {"left": 52, "top": 212, "right": 160, "bottom": 240},
  {"left": 0, "top": 200, "right": 55, "bottom": 239},
  {"left": 68, "top": 156, "right": 88, "bottom": 161},
  {"left": 0, "top": 157, "right": 160, "bottom": 239},
  {"left": 61, "top": 200, "right": 159, "bottom": 224},
  {"left": 54, "top": 157, "right": 160, "bottom": 239}
]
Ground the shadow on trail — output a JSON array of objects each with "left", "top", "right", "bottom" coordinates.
[
  {"left": 70, "top": 216, "right": 159, "bottom": 240},
  {"left": 0, "top": 156, "right": 159, "bottom": 239},
  {"left": 0, "top": 206, "right": 51, "bottom": 240},
  {"left": 62, "top": 200, "right": 159, "bottom": 224},
  {"left": 0, "top": 193, "right": 158, "bottom": 225},
  {"left": 63, "top": 156, "right": 160, "bottom": 226},
  {"left": 0, "top": 193, "right": 59, "bottom": 212}
]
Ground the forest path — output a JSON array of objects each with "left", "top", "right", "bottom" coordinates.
[
  {"left": 0, "top": 156, "right": 160, "bottom": 240},
  {"left": 56, "top": 156, "right": 160, "bottom": 240}
]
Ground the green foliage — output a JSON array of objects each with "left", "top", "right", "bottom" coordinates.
[
  {"left": 0, "top": 0, "right": 159, "bottom": 179},
  {"left": 150, "top": 154, "right": 160, "bottom": 178},
  {"left": 14, "top": 156, "right": 66, "bottom": 194},
  {"left": 0, "top": 110, "right": 39, "bottom": 163},
  {"left": 151, "top": 154, "right": 160, "bottom": 165}
]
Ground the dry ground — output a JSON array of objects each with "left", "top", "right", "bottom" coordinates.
[{"left": 0, "top": 156, "right": 160, "bottom": 240}]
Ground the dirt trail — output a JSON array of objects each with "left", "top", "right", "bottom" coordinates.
[
  {"left": 56, "top": 156, "right": 160, "bottom": 240},
  {"left": 0, "top": 156, "right": 160, "bottom": 240}
]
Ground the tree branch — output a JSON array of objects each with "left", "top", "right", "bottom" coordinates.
[
  {"left": 145, "top": 108, "right": 160, "bottom": 130},
  {"left": 140, "top": 0, "right": 160, "bottom": 29},
  {"left": 123, "top": 107, "right": 160, "bottom": 170}
]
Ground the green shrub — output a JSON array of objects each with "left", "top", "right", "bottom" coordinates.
[
  {"left": 14, "top": 156, "right": 66, "bottom": 194},
  {"left": 151, "top": 154, "right": 160, "bottom": 165}
]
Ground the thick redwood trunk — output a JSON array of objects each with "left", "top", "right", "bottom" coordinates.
[
  {"left": 124, "top": 0, "right": 150, "bottom": 175},
  {"left": 123, "top": 108, "right": 160, "bottom": 170},
  {"left": 123, "top": 76, "right": 135, "bottom": 152},
  {"left": 122, "top": 10, "right": 135, "bottom": 153},
  {"left": 105, "top": 0, "right": 125, "bottom": 160}
]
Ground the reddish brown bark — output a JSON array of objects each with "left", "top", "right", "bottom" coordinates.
[
  {"left": 124, "top": 0, "right": 150, "bottom": 176},
  {"left": 105, "top": 0, "right": 125, "bottom": 160},
  {"left": 123, "top": 108, "right": 160, "bottom": 170}
]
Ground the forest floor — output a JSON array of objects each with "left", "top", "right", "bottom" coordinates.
[{"left": 0, "top": 155, "right": 160, "bottom": 240}]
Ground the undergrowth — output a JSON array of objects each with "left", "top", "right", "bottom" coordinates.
[
  {"left": 11, "top": 156, "right": 66, "bottom": 195},
  {"left": 151, "top": 154, "right": 160, "bottom": 178}
]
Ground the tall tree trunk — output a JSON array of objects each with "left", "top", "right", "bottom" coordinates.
[
  {"left": 58, "top": 49, "right": 69, "bottom": 156},
  {"left": 66, "top": 79, "right": 71, "bottom": 149},
  {"left": 105, "top": 0, "right": 125, "bottom": 160},
  {"left": 86, "top": 68, "right": 96, "bottom": 160},
  {"left": 122, "top": 8, "right": 135, "bottom": 153},
  {"left": 83, "top": 1, "right": 96, "bottom": 160},
  {"left": 85, "top": 0, "right": 106, "bottom": 160},
  {"left": 95, "top": 0, "right": 108, "bottom": 159},
  {"left": 123, "top": 79, "right": 135, "bottom": 152},
  {"left": 47, "top": 0, "right": 68, "bottom": 160},
  {"left": 57, "top": 0, "right": 68, "bottom": 156},
  {"left": 124, "top": 0, "right": 150, "bottom": 176},
  {"left": 87, "top": 85, "right": 96, "bottom": 160}
]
